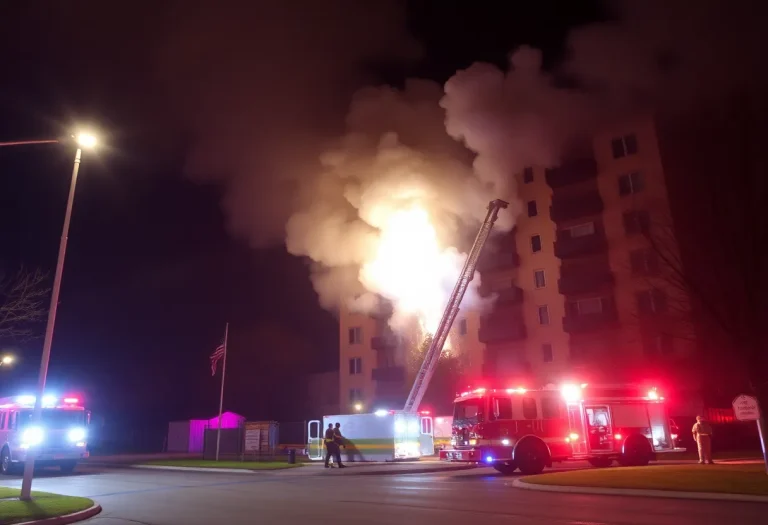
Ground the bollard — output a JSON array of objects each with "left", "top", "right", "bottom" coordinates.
[{"left": 288, "top": 448, "right": 296, "bottom": 464}]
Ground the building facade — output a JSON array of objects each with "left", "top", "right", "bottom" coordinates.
[{"left": 480, "top": 115, "right": 697, "bottom": 400}]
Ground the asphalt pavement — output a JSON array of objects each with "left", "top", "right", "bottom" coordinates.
[{"left": 1, "top": 463, "right": 765, "bottom": 525}]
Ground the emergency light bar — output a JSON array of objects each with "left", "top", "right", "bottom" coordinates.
[{"left": 0, "top": 394, "right": 84, "bottom": 409}]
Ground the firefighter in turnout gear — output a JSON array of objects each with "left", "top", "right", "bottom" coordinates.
[
  {"left": 692, "top": 415, "right": 714, "bottom": 464},
  {"left": 324, "top": 423, "right": 337, "bottom": 468},
  {"left": 333, "top": 422, "right": 346, "bottom": 468}
]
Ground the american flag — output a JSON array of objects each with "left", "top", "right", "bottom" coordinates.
[{"left": 210, "top": 341, "right": 226, "bottom": 376}]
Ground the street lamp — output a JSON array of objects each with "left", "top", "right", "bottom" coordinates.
[
  {"left": 19, "top": 130, "right": 98, "bottom": 501},
  {"left": 0, "top": 355, "right": 14, "bottom": 366}
]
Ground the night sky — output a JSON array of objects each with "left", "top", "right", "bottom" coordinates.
[{"left": 0, "top": 1, "right": 604, "bottom": 448}]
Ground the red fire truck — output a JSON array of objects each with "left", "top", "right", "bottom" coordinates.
[{"left": 439, "top": 382, "right": 684, "bottom": 474}]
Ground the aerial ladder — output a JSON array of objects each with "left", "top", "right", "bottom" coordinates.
[{"left": 403, "top": 199, "right": 509, "bottom": 413}]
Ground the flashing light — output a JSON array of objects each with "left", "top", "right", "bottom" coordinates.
[
  {"left": 42, "top": 395, "right": 57, "bottom": 407},
  {"left": 469, "top": 439, "right": 477, "bottom": 446},
  {"left": 353, "top": 403, "right": 363, "bottom": 412},
  {"left": 485, "top": 455, "right": 494, "bottom": 464},
  {"left": 68, "top": 427, "right": 86, "bottom": 442},
  {"left": 436, "top": 417, "right": 444, "bottom": 424},
  {"left": 647, "top": 389, "right": 659, "bottom": 400},
  {"left": 473, "top": 388, "right": 486, "bottom": 394},
  {"left": 561, "top": 384, "right": 583, "bottom": 404},
  {"left": 22, "top": 426, "right": 44, "bottom": 447},
  {"left": 64, "top": 397, "right": 79, "bottom": 404},
  {"left": 420, "top": 410, "right": 431, "bottom": 415},
  {"left": 76, "top": 442, "right": 86, "bottom": 447},
  {"left": 17, "top": 395, "right": 35, "bottom": 405},
  {"left": 501, "top": 438, "right": 510, "bottom": 446},
  {"left": 374, "top": 409, "right": 388, "bottom": 417},
  {"left": 671, "top": 433, "right": 678, "bottom": 440},
  {"left": 568, "top": 432, "right": 579, "bottom": 441},
  {"left": 614, "top": 433, "right": 623, "bottom": 440},
  {"left": 506, "top": 387, "right": 527, "bottom": 394}
]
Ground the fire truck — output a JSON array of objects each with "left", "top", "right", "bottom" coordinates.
[
  {"left": 0, "top": 394, "right": 90, "bottom": 475},
  {"left": 439, "top": 382, "right": 685, "bottom": 474}
]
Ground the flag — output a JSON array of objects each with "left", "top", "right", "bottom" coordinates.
[{"left": 210, "top": 341, "right": 225, "bottom": 376}]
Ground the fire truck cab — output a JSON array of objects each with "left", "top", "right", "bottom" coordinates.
[
  {"left": 439, "top": 383, "right": 684, "bottom": 475},
  {"left": 0, "top": 395, "right": 90, "bottom": 475}
]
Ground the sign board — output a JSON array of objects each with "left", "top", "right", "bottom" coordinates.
[
  {"left": 732, "top": 394, "right": 761, "bottom": 421},
  {"left": 244, "top": 428, "right": 262, "bottom": 452}
]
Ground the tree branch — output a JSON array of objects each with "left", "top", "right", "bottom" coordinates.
[{"left": 0, "top": 267, "right": 51, "bottom": 342}]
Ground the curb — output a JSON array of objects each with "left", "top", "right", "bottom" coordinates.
[
  {"left": 345, "top": 465, "right": 477, "bottom": 476},
  {"left": 512, "top": 479, "right": 768, "bottom": 503},
  {"left": 131, "top": 465, "right": 301, "bottom": 474},
  {"left": 17, "top": 503, "right": 102, "bottom": 525}
]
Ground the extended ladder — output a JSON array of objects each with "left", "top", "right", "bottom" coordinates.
[{"left": 403, "top": 199, "right": 509, "bottom": 413}]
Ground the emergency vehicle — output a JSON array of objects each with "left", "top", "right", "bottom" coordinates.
[
  {"left": 439, "top": 382, "right": 685, "bottom": 474},
  {"left": 0, "top": 395, "right": 90, "bottom": 475}
]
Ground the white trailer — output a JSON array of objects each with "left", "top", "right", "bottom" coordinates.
[{"left": 307, "top": 411, "right": 433, "bottom": 462}]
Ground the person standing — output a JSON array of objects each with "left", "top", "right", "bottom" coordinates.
[
  {"left": 333, "top": 422, "right": 346, "bottom": 468},
  {"left": 692, "top": 415, "right": 714, "bottom": 464},
  {"left": 324, "top": 423, "right": 337, "bottom": 468}
]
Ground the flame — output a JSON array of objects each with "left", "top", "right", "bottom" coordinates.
[{"left": 359, "top": 204, "right": 464, "bottom": 348}]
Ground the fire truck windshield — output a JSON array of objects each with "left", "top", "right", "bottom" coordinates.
[
  {"left": 453, "top": 398, "right": 484, "bottom": 425},
  {"left": 17, "top": 409, "right": 85, "bottom": 429}
]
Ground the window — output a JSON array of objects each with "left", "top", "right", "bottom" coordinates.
[
  {"left": 636, "top": 289, "right": 668, "bottom": 314},
  {"left": 541, "top": 397, "right": 560, "bottom": 419},
  {"left": 618, "top": 172, "right": 644, "bottom": 196},
  {"left": 531, "top": 234, "right": 542, "bottom": 253},
  {"left": 537, "top": 305, "right": 550, "bottom": 325},
  {"left": 611, "top": 133, "right": 638, "bottom": 158},
  {"left": 523, "top": 167, "right": 534, "bottom": 183},
  {"left": 572, "top": 297, "right": 604, "bottom": 315},
  {"left": 623, "top": 210, "right": 650, "bottom": 235},
  {"left": 0, "top": 412, "right": 5, "bottom": 430},
  {"left": 566, "top": 222, "right": 595, "bottom": 238},
  {"left": 348, "top": 357, "right": 362, "bottom": 375},
  {"left": 527, "top": 200, "right": 538, "bottom": 217},
  {"left": 348, "top": 326, "right": 362, "bottom": 344},
  {"left": 522, "top": 397, "right": 538, "bottom": 419},
  {"left": 349, "top": 388, "right": 363, "bottom": 403},
  {"left": 534, "top": 269, "right": 546, "bottom": 289},
  {"left": 454, "top": 398, "right": 484, "bottom": 424},
  {"left": 629, "top": 248, "right": 660, "bottom": 275},
  {"left": 458, "top": 318, "right": 468, "bottom": 335},
  {"left": 542, "top": 343, "right": 554, "bottom": 363},
  {"left": 493, "top": 397, "right": 514, "bottom": 420}
]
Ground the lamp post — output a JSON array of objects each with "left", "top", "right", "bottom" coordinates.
[{"left": 18, "top": 132, "right": 97, "bottom": 501}]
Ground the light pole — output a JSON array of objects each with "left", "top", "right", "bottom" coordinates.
[{"left": 18, "top": 132, "right": 97, "bottom": 501}]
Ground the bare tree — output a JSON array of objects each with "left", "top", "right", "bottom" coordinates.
[
  {"left": 641, "top": 94, "right": 768, "bottom": 441},
  {"left": 0, "top": 267, "right": 50, "bottom": 342}
]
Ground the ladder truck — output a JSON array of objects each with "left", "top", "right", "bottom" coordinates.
[
  {"left": 305, "top": 199, "right": 508, "bottom": 462},
  {"left": 403, "top": 199, "right": 509, "bottom": 413}
]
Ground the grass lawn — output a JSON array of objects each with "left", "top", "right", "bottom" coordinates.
[
  {"left": 523, "top": 464, "right": 768, "bottom": 496},
  {"left": 0, "top": 487, "right": 94, "bottom": 525},
  {"left": 143, "top": 459, "right": 303, "bottom": 470},
  {"left": 662, "top": 449, "right": 763, "bottom": 461}
]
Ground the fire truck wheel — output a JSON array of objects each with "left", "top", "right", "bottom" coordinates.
[
  {"left": 618, "top": 435, "right": 652, "bottom": 466},
  {"left": 492, "top": 462, "right": 517, "bottom": 475},
  {"left": 587, "top": 457, "right": 613, "bottom": 468},
  {"left": 1, "top": 447, "right": 11, "bottom": 475},
  {"left": 514, "top": 439, "right": 549, "bottom": 475}
]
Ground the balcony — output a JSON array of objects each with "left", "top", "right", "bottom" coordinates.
[
  {"left": 558, "top": 266, "right": 614, "bottom": 296},
  {"left": 550, "top": 191, "right": 604, "bottom": 223},
  {"left": 370, "top": 334, "right": 399, "bottom": 351},
  {"left": 372, "top": 366, "right": 406, "bottom": 382},
  {"left": 479, "top": 284, "right": 524, "bottom": 304},
  {"left": 554, "top": 231, "right": 608, "bottom": 259},
  {"left": 477, "top": 251, "right": 520, "bottom": 273},
  {"left": 563, "top": 304, "right": 619, "bottom": 334},
  {"left": 545, "top": 159, "right": 598, "bottom": 188},
  {"left": 478, "top": 319, "right": 527, "bottom": 344}
]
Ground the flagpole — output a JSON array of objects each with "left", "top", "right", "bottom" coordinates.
[{"left": 215, "top": 322, "right": 229, "bottom": 461}]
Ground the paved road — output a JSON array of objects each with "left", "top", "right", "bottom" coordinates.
[{"left": 1, "top": 464, "right": 765, "bottom": 524}]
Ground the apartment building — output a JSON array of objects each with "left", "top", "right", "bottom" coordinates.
[
  {"left": 338, "top": 302, "right": 484, "bottom": 414},
  {"left": 479, "top": 116, "right": 697, "bottom": 392}
]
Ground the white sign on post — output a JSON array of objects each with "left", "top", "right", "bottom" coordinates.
[{"left": 732, "top": 394, "right": 761, "bottom": 421}]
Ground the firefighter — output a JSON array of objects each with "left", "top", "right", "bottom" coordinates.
[
  {"left": 692, "top": 415, "right": 714, "bottom": 464},
  {"left": 333, "top": 422, "right": 346, "bottom": 468},
  {"left": 324, "top": 423, "right": 337, "bottom": 468}
]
